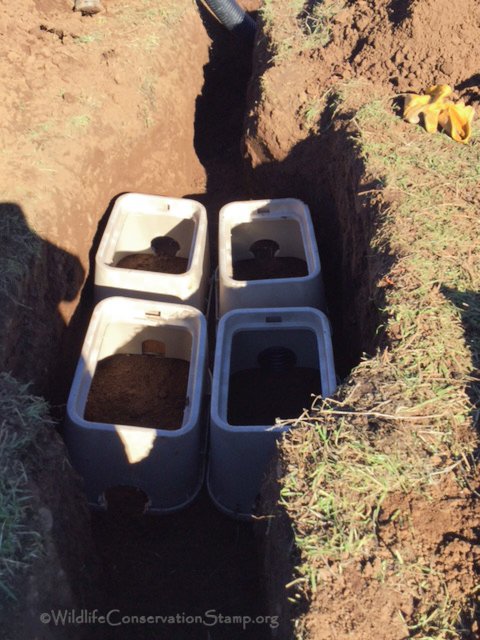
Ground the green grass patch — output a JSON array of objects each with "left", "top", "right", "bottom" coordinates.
[
  {"left": 280, "top": 413, "right": 431, "bottom": 569},
  {"left": 69, "top": 114, "right": 91, "bottom": 129},
  {"left": 298, "top": 0, "right": 345, "bottom": 47}
]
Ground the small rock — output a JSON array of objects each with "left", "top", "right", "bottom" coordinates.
[
  {"left": 393, "top": 51, "right": 403, "bottom": 65},
  {"left": 440, "top": 60, "right": 454, "bottom": 76},
  {"left": 355, "top": 15, "right": 370, "bottom": 31}
]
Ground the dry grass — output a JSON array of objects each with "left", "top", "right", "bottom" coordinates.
[
  {"left": 0, "top": 374, "right": 53, "bottom": 602},
  {"left": 261, "top": 0, "right": 345, "bottom": 60}
]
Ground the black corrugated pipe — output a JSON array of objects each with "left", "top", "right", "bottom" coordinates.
[{"left": 201, "top": 0, "right": 257, "bottom": 42}]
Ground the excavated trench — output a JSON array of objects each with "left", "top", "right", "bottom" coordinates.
[
  {"left": 88, "top": 14, "right": 272, "bottom": 640},
  {"left": 49, "top": 8, "right": 270, "bottom": 640},
  {"left": 41, "top": 6, "right": 378, "bottom": 640}
]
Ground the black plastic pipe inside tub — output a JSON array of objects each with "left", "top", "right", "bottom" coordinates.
[{"left": 201, "top": 0, "right": 257, "bottom": 41}]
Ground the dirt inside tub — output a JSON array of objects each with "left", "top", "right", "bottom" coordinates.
[
  {"left": 84, "top": 353, "right": 189, "bottom": 429},
  {"left": 228, "top": 345, "right": 321, "bottom": 426},
  {"left": 233, "top": 238, "right": 308, "bottom": 281},
  {"left": 116, "top": 236, "right": 189, "bottom": 274}
]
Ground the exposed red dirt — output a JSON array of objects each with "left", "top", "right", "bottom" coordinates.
[{"left": 0, "top": 0, "right": 209, "bottom": 394}]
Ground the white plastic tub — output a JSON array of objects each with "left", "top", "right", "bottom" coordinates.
[
  {"left": 208, "top": 307, "right": 336, "bottom": 518},
  {"left": 94, "top": 193, "right": 210, "bottom": 311},
  {"left": 218, "top": 199, "right": 325, "bottom": 316},
  {"left": 65, "top": 297, "right": 208, "bottom": 513}
]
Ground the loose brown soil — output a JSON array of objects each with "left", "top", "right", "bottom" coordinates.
[
  {"left": 116, "top": 254, "right": 188, "bottom": 274},
  {"left": 228, "top": 367, "right": 320, "bottom": 425},
  {"left": 84, "top": 354, "right": 189, "bottom": 429},
  {"left": 233, "top": 256, "right": 308, "bottom": 280}
]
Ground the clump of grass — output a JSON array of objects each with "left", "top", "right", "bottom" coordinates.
[
  {"left": 301, "top": 99, "right": 323, "bottom": 128},
  {"left": 298, "top": 0, "right": 346, "bottom": 47},
  {"left": 69, "top": 114, "right": 91, "bottom": 129},
  {"left": 299, "top": 91, "right": 332, "bottom": 131},
  {"left": 261, "top": 0, "right": 345, "bottom": 60},
  {"left": 0, "top": 373, "right": 52, "bottom": 601},
  {"left": 27, "top": 121, "right": 54, "bottom": 141},
  {"left": 261, "top": 0, "right": 303, "bottom": 29},
  {"left": 280, "top": 408, "right": 431, "bottom": 572},
  {"left": 260, "top": 0, "right": 305, "bottom": 60}
]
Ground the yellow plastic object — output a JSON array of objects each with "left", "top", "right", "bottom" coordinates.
[
  {"left": 438, "top": 101, "right": 475, "bottom": 144},
  {"left": 403, "top": 84, "right": 475, "bottom": 144}
]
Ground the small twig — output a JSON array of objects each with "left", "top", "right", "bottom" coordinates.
[
  {"left": 316, "top": 408, "right": 447, "bottom": 421},
  {"left": 284, "top": 577, "right": 307, "bottom": 589},
  {"left": 429, "top": 459, "right": 464, "bottom": 476}
]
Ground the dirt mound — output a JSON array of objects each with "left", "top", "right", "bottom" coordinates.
[
  {"left": 247, "top": 0, "right": 480, "bottom": 163},
  {"left": 321, "top": 0, "right": 480, "bottom": 96},
  {"left": 0, "top": 0, "right": 208, "bottom": 336}
]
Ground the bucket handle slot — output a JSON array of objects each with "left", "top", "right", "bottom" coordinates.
[{"left": 142, "top": 339, "right": 166, "bottom": 356}]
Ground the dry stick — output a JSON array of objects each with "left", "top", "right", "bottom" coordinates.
[
  {"left": 272, "top": 403, "right": 446, "bottom": 432},
  {"left": 310, "top": 398, "right": 447, "bottom": 421},
  {"left": 313, "top": 408, "right": 447, "bottom": 421}
]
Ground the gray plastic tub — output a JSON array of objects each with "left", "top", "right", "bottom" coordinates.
[
  {"left": 208, "top": 307, "right": 336, "bottom": 518},
  {"left": 65, "top": 297, "right": 208, "bottom": 513}
]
